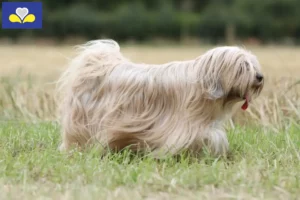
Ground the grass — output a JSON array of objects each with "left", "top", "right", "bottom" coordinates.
[
  {"left": 0, "top": 122, "right": 299, "bottom": 199},
  {"left": 0, "top": 44, "right": 300, "bottom": 199}
]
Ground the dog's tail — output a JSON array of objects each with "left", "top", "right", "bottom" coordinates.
[
  {"left": 56, "top": 39, "right": 127, "bottom": 111},
  {"left": 58, "top": 39, "right": 126, "bottom": 83},
  {"left": 76, "top": 39, "right": 121, "bottom": 53}
]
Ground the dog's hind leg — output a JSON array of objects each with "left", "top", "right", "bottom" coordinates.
[{"left": 59, "top": 126, "right": 92, "bottom": 151}]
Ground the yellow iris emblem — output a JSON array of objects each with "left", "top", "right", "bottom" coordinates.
[{"left": 9, "top": 7, "right": 35, "bottom": 23}]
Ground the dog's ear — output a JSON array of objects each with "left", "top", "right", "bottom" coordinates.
[{"left": 207, "top": 81, "right": 225, "bottom": 100}]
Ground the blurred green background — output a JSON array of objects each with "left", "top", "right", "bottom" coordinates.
[{"left": 1, "top": 0, "right": 300, "bottom": 45}]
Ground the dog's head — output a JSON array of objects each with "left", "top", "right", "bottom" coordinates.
[{"left": 198, "top": 46, "right": 264, "bottom": 110}]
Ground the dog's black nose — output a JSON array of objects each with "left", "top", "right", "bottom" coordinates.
[{"left": 256, "top": 73, "right": 263, "bottom": 82}]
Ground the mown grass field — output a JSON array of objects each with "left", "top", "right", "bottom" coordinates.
[{"left": 0, "top": 44, "right": 299, "bottom": 199}]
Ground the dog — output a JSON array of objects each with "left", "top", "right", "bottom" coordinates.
[{"left": 57, "top": 39, "right": 264, "bottom": 157}]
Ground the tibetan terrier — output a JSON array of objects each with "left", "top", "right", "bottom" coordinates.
[{"left": 57, "top": 40, "right": 264, "bottom": 157}]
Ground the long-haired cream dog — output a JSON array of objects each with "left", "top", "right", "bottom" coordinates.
[{"left": 57, "top": 40, "right": 264, "bottom": 157}]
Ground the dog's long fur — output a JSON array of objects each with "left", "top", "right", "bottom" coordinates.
[{"left": 57, "top": 39, "right": 263, "bottom": 157}]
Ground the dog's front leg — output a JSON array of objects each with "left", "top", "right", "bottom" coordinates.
[{"left": 204, "top": 128, "right": 229, "bottom": 156}]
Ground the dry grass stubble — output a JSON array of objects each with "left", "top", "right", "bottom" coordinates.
[{"left": 0, "top": 44, "right": 299, "bottom": 130}]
